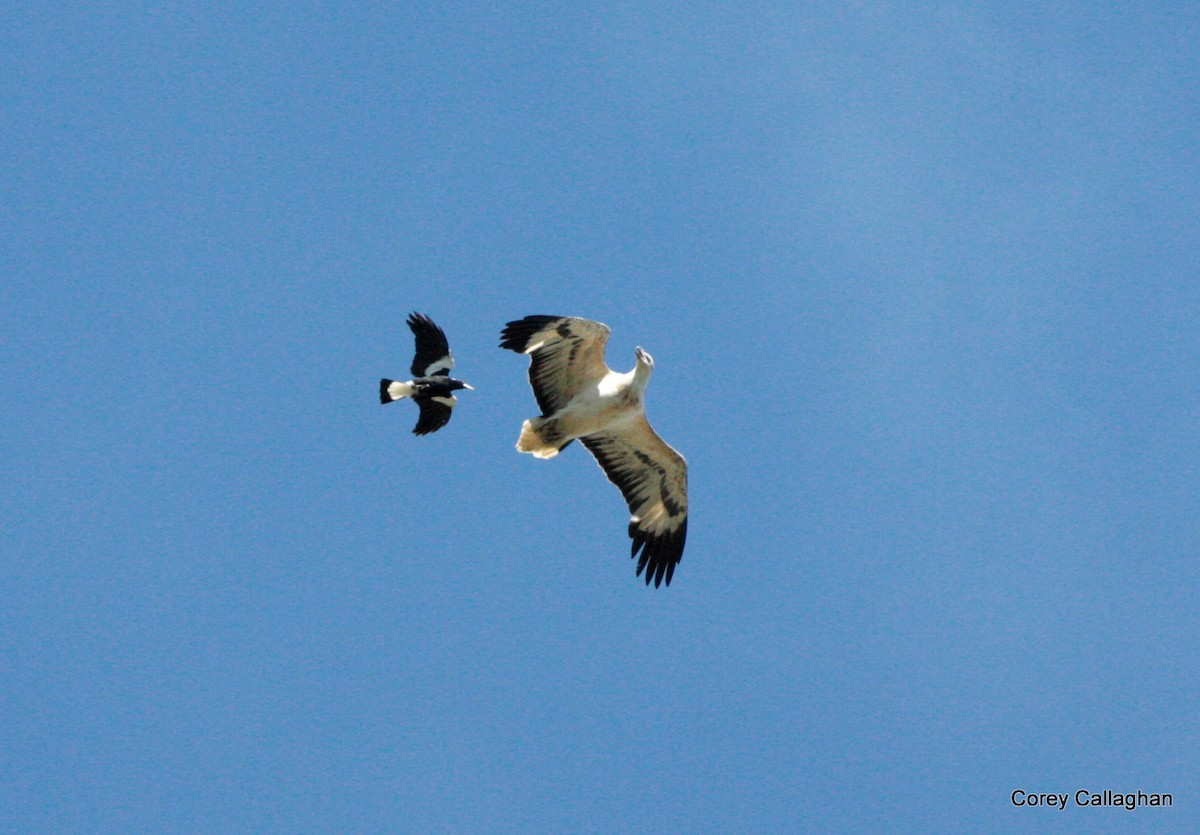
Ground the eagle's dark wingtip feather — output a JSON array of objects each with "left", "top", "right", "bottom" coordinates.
[
  {"left": 629, "top": 517, "right": 686, "bottom": 588},
  {"left": 499, "top": 315, "right": 565, "bottom": 352}
]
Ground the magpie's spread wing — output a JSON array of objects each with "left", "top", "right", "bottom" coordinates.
[
  {"left": 499, "top": 315, "right": 611, "bottom": 415},
  {"left": 408, "top": 312, "right": 454, "bottom": 377},
  {"left": 412, "top": 395, "right": 456, "bottom": 436},
  {"left": 580, "top": 416, "right": 688, "bottom": 587}
]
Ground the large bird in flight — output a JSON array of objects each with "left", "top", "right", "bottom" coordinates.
[
  {"left": 500, "top": 315, "right": 688, "bottom": 587},
  {"left": 380, "top": 312, "right": 473, "bottom": 435}
]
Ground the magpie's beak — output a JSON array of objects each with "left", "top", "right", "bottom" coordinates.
[{"left": 462, "top": 383, "right": 475, "bottom": 390}]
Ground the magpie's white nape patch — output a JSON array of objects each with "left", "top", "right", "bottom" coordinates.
[{"left": 380, "top": 312, "right": 473, "bottom": 436}]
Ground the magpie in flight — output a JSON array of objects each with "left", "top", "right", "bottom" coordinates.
[{"left": 380, "top": 312, "right": 473, "bottom": 435}]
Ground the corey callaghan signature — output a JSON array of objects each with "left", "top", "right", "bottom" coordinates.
[{"left": 1011, "top": 790, "right": 1173, "bottom": 811}]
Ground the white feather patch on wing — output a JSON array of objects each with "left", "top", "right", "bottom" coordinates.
[{"left": 424, "top": 355, "right": 454, "bottom": 377}]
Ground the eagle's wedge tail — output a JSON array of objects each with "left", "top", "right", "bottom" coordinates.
[{"left": 516, "top": 417, "right": 574, "bottom": 459}]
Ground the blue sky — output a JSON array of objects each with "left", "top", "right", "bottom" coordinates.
[{"left": 3, "top": 2, "right": 1198, "bottom": 832}]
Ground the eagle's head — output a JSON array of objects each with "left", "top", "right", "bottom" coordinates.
[{"left": 632, "top": 346, "right": 655, "bottom": 391}]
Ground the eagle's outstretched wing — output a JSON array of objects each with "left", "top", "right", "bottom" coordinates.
[
  {"left": 580, "top": 416, "right": 688, "bottom": 587},
  {"left": 499, "top": 315, "right": 611, "bottom": 416}
]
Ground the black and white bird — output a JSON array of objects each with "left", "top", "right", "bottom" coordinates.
[
  {"left": 500, "top": 315, "right": 688, "bottom": 587},
  {"left": 380, "top": 312, "right": 473, "bottom": 436}
]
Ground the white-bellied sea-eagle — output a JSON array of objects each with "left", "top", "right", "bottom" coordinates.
[{"left": 500, "top": 315, "right": 688, "bottom": 587}]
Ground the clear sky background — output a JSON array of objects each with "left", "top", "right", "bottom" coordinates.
[{"left": 4, "top": 2, "right": 1198, "bottom": 832}]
